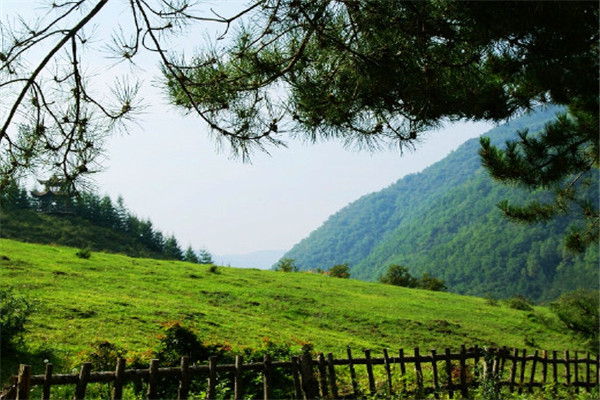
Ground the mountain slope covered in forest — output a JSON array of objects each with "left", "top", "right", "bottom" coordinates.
[{"left": 282, "top": 108, "right": 599, "bottom": 302}]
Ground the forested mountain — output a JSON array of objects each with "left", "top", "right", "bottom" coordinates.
[{"left": 282, "top": 108, "right": 599, "bottom": 302}]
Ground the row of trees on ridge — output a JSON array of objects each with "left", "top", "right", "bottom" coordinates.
[{"left": 0, "top": 180, "right": 213, "bottom": 263}]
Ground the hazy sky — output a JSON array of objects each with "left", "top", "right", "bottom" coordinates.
[{"left": 2, "top": 1, "right": 493, "bottom": 256}]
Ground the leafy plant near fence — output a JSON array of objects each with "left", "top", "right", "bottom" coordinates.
[{"left": 0, "top": 289, "right": 36, "bottom": 352}]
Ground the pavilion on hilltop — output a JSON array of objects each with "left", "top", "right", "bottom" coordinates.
[{"left": 31, "top": 175, "right": 74, "bottom": 214}]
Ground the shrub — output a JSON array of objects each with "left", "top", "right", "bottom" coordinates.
[
  {"left": 417, "top": 272, "right": 447, "bottom": 291},
  {"left": 74, "top": 340, "right": 125, "bottom": 371},
  {"left": 274, "top": 258, "right": 298, "bottom": 272},
  {"left": 328, "top": 263, "right": 351, "bottom": 278},
  {"left": 505, "top": 295, "right": 533, "bottom": 311},
  {"left": 485, "top": 293, "right": 499, "bottom": 306},
  {"left": 0, "top": 288, "right": 35, "bottom": 351},
  {"left": 148, "top": 322, "right": 302, "bottom": 399},
  {"left": 378, "top": 265, "right": 418, "bottom": 288},
  {"left": 75, "top": 247, "right": 92, "bottom": 259}
]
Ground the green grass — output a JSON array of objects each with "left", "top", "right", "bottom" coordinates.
[{"left": 0, "top": 239, "right": 586, "bottom": 382}]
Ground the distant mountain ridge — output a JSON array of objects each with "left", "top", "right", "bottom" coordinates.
[
  {"left": 282, "top": 107, "right": 599, "bottom": 301},
  {"left": 216, "top": 249, "right": 286, "bottom": 269}
]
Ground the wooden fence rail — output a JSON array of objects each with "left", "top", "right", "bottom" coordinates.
[{"left": 1, "top": 345, "right": 598, "bottom": 400}]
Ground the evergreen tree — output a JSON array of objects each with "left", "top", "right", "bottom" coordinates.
[
  {"left": 114, "top": 196, "right": 130, "bottom": 232},
  {"left": 163, "top": 235, "right": 184, "bottom": 261},
  {"left": 98, "top": 196, "right": 117, "bottom": 229},
  {"left": 0, "top": 180, "right": 30, "bottom": 211},
  {"left": 184, "top": 246, "right": 199, "bottom": 263},
  {"left": 197, "top": 249, "right": 214, "bottom": 264}
]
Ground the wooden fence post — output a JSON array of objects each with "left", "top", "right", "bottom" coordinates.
[
  {"left": 414, "top": 347, "right": 423, "bottom": 391},
  {"left": 398, "top": 348, "right": 407, "bottom": 394},
  {"left": 565, "top": 351, "right": 571, "bottom": 387},
  {"left": 346, "top": 347, "right": 359, "bottom": 398},
  {"left": 263, "top": 354, "right": 272, "bottom": 400},
  {"left": 528, "top": 350, "right": 538, "bottom": 393},
  {"left": 300, "top": 351, "right": 318, "bottom": 400},
  {"left": 207, "top": 357, "right": 217, "bottom": 400},
  {"left": 585, "top": 352, "right": 591, "bottom": 391},
  {"left": 383, "top": 349, "right": 393, "bottom": 395},
  {"left": 552, "top": 351, "right": 558, "bottom": 384},
  {"left": 146, "top": 359, "right": 159, "bottom": 400},
  {"left": 541, "top": 350, "right": 548, "bottom": 385},
  {"left": 42, "top": 363, "right": 53, "bottom": 400},
  {"left": 316, "top": 354, "right": 328, "bottom": 399},
  {"left": 364, "top": 349, "right": 376, "bottom": 396},
  {"left": 3, "top": 375, "right": 18, "bottom": 400},
  {"left": 291, "top": 356, "right": 302, "bottom": 400},
  {"left": 444, "top": 348, "right": 453, "bottom": 399},
  {"left": 113, "top": 358, "right": 126, "bottom": 400},
  {"left": 573, "top": 351, "right": 579, "bottom": 393},
  {"left": 431, "top": 349, "right": 439, "bottom": 399},
  {"left": 178, "top": 356, "right": 190, "bottom": 400},
  {"left": 509, "top": 348, "right": 518, "bottom": 392},
  {"left": 326, "top": 353, "right": 338, "bottom": 399},
  {"left": 234, "top": 355, "right": 244, "bottom": 400},
  {"left": 492, "top": 348, "right": 501, "bottom": 378},
  {"left": 459, "top": 345, "right": 468, "bottom": 398},
  {"left": 499, "top": 346, "right": 508, "bottom": 376},
  {"left": 16, "top": 364, "right": 31, "bottom": 400},
  {"left": 518, "top": 349, "right": 526, "bottom": 394},
  {"left": 74, "top": 362, "right": 91, "bottom": 400}
]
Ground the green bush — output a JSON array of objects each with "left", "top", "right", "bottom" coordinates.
[
  {"left": 274, "top": 258, "right": 298, "bottom": 272},
  {"left": 207, "top": 264, "right": 218, "bottom": 273},
  {"left": 417, "top": 273, "right": 447, "bottom": 291},
  {"left": 0, "top": 288, "right": 35, "bottom": 351},
  {"left": 505, "top": 295, "right": 533, "bottom": 311},
  {"left": 74, "top": 340, "right": 125, "bottom": 370},
  {"left": 146, "top": 322, "right": 302, "bottom": 399},
  {"left": 75, "top": 247, "right": 92, "bottom": 259},
  {"left": 328, "top": 263, "right": 351, "bottom": 278},
  {"left": 378, "top": 265, "right": 418, "bottom": 287}
]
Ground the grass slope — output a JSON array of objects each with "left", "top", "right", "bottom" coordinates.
[{"left": 0, "top": 239, "right": 586, "bottom": 381}]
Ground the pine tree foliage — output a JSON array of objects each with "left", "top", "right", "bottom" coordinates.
[
  {"left": 197, "top": 249, "right": 214, "bottom": 264},
  {"left": 480, "top": 109, "right": 599, "bottom": 252}
]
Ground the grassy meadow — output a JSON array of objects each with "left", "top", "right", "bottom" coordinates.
[{"left": 0, "top": 238, "right": 587, "bottom": 382}]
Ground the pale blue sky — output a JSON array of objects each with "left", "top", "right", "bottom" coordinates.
[{"left": 1, "top": 1, "right": 493, "bottom": 256}]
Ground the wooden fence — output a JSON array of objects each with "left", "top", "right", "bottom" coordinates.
[{"left": 2, "top": 345, "right": 598, "bottom": 399}]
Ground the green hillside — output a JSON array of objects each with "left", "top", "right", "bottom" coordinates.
[
  {"left": 0, "top": 238, "right": 588, "bottom": 382},
  {"left": 282, "top": 108, "right": 599, "bottom": 302},
  {"left": 0, "top": 186, "right": 204, "bottom": 262}
]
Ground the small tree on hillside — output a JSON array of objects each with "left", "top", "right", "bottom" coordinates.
[
  {"left": 163, "top": 235, "right": 184, "bottom": 261},
  {"left": 197, "top": 249, "right": 214, "bottom": 264},
  {"left": 184, "top": 246, "right": 199, "bottom": 263},
  {"left": 274, "top": 258, "right": 298, "bottom": 272},
  {"left": 417, "top": 273, "right": 447, "bottom": 292},
  {"left": 379, "top": 265, "right": 418, "bottom": 288},
  {"left": 329, "top": 263, "right": 351, "bottom": 279}
]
